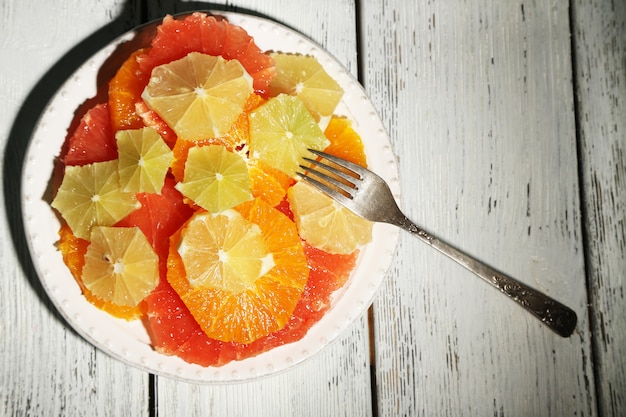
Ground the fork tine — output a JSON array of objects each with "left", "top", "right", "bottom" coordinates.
[
  {"left": 299, "top": 162, "right": 356, "bottom": 195},
  {"left": 298, "top": 174, "right": 356, "bottom": 207},
  {"left": 307, "top": 148, "right": 368, "bottom": 177},
  {"left": 301, "top": 156, "right": 359, "bottom": 185}
]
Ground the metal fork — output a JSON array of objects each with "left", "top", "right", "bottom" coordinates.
[{"left": 299, "top": 149, "right": 577, "bottom": 337}]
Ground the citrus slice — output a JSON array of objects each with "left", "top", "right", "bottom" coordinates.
[
  {"left": 58, "top": 223, "right": 146, "bottom": 320},
  {"left": 175, "top": 144, "right": 253, "bottom": 213},
  {"left": 108, "top": 48, "right": 150, "bottom": 132},
  {"left": 287, "top": 180, "right": 373, "bottom": 254},
  {"left": 82, "top": 226, "right": 159, "bottom": 306},
  {"left": 62, "top": 103, "right": 118, "bottom": 166},
  {"left": 248, "top": 94, "right": 330, "bottom": 177},
  {"left": 168, "top": 198, "right": 308, "bottom": 343},
  {"left": 142, "top": 52, "right": 253, "bottom": 141},
  {"left": 248, "top": 159, "right": 294, "bottom": 207},
  {"left": 269, "top": 52, "right": 344, "bottom": 124},
  {"left": 52, "top": 160, "right": 139, "bottom": 240},
  {"left": 138, "top": 12, "right": 276, "bottom": 96},
  {"left": 323, "top": 116, "right": 367, "bottom": 167},
  {"left": 116, "top": 127, "right": 174, "bottom": 193}
]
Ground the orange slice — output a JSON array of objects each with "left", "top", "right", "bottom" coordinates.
[{"left": 168, "top": 198, "right": 308, "bottom": 343}]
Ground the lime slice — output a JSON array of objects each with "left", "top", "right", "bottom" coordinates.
[
  {"left": 52, "top": 160, "right": 139, "bottom": 240},
  {"left": 175, "top": 145, "right": 253, "bottom": 213},
  {"left": 248, "top": 94, "right": 330, "bottom": 177},
  {"left": 116, "top": 127, "right": 174, "bottom": 193}
]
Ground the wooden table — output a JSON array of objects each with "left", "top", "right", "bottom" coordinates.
[{"left": 2, "top": 0, "right": 624, "bottom": 416}]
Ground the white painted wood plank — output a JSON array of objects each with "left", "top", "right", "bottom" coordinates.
[
  {"left": 1, "top": 1, "right": 150, "bottom": 416},
  {"left": 572, "top": 0, "right": 626, "bottom": 415},
  {"left": 360, "top": 1, "right": 596, "bottom": 415}
]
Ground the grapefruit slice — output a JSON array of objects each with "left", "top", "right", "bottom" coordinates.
[
  {"left": 138, "top": 12, "right": 276, "bottom": 96},
  {"left": 62, "top": 103, "right": 117, "bottom": 166}
]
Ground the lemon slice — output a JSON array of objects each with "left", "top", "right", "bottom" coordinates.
[
  {"left": 142, "top": 52, "right": 253, "bottom": 141},
  {"left": 116, "top": 127, "right": 174, "bottom": 193},
  {"left": 248, "top": 94, "right": 330, "bottom": 177},
  {"left": 169, "top": 198, "right": 308, "bottom": 343},
  {"left": 269, "top": 52, "right": 344, "bottom": 125},
  {"left": 52, "top": 160, "right": 139, "bottom": 240},
  {"left": 175, "top": 144, "right": 253, "bottom": 213},
  {"left": 177, "top": 210, "right": 274, "bottom": 292},
  {"left": 287, "top": 180, "right": 373, "bottom": 254},
  {"left": 82, "top": 226, "right": 159, "bottom": 306}
]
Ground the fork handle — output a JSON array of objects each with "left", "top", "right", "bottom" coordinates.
[{"left": 397, "top": 217, "right": 578, "bottom": 337}]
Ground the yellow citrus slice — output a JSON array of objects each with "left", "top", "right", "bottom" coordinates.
[
  {"left": 82, "top": 226, "right": 159, "bottom": 306},
  {"left": 142, "top": 52, "right": 253, "bottom": 141},
  {"left": 169, "top": 198, "right": 308, "bottom": 343},
  {"left": 116, "top": 127, "right": 174, "bottom": 193},
  {"left": 51, "top": 160, "right": 139, "bottom": 240},
  {"left": 248, "top": 94, "right": 330, "bottom": 177},
  {"left": 175, "top": 144, "right": 253, "bottom": 213},
  {"left": 287, "top": 180, "right": 373, "bottom": 254},
  {"left": 269, "top": 52, "right": 344, "bottom": 124}
]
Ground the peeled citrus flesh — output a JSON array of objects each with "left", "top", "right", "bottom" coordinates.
[
  {"left": 82, "top": 226, "right": 159, "bottom": 306},
  {"left": 142, "top": 52, "right": 253, "bottom": 141},
  {"left": 248, "top": 94, "right": 330, "bottom": 177},
  {"left": 175, "top": 144, "right": 253, "bottom": 213},
  {"left": 269, "top": 52, "right": 344, "bottom": 124},
  {"left": 116, "top": 127, "right": 174, "bottom": 193},
  {"left": 287, "top": 180, "right": 373, "bottom": 254},
  {"left": 52, "top": 160, "right": 139, "bottom": 240},
  {"left": 169, "top": 198, "right": 309, "bottom": 343}
]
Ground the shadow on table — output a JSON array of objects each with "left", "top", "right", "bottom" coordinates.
[{"left": 2, "top": 0, "right": 285, "bottom": 326}]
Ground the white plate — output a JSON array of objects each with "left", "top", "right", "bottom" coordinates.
[{"left": 21, "top": 11, "right": 400, "bottom": 384}]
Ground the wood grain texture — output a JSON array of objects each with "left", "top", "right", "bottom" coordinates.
[
  {"left": 572, "top": 0, "right": 626, "bottom": 415},
  {"left": 360, "top": 0, "right": 596, "bottom": 415},
  {"left": 1, "top": 1, "right": 150, "bottom": 417}
]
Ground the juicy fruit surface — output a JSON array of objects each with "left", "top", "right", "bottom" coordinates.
[
  {"left": 142, "top": 53, "right": 253, "bottom": 140},
  {"left": 269, "top": 52, "right": 344, "bottom": 123},
  {"left": 248, "top": 94, "right": 330, "bottom": 177},
  {"left": 62, "top": 103, "right": 118, "bottom": 166},
  {"left": 288, "top": 180, "right": 373, "bottom": 255},
  {"left": 169, "top": 198, "right": 308, "bottom": 344},
  {"left": 138, "top": 12, "right": 275, "bottom": 96},
  {"left": 52, "top": 160, "right": 139, "bottom": 240},
  {"left": 176, "top": 145, "right": 253, "bottom": 213},
  {"left": 82, "top": 226, "right": 159, "bottom": 306},
  {"left": 52, "top": 12, "right": 374, "bottom": 367},
  {"left": 116, "top": 127, "right": 174, "bottom": 193}
]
